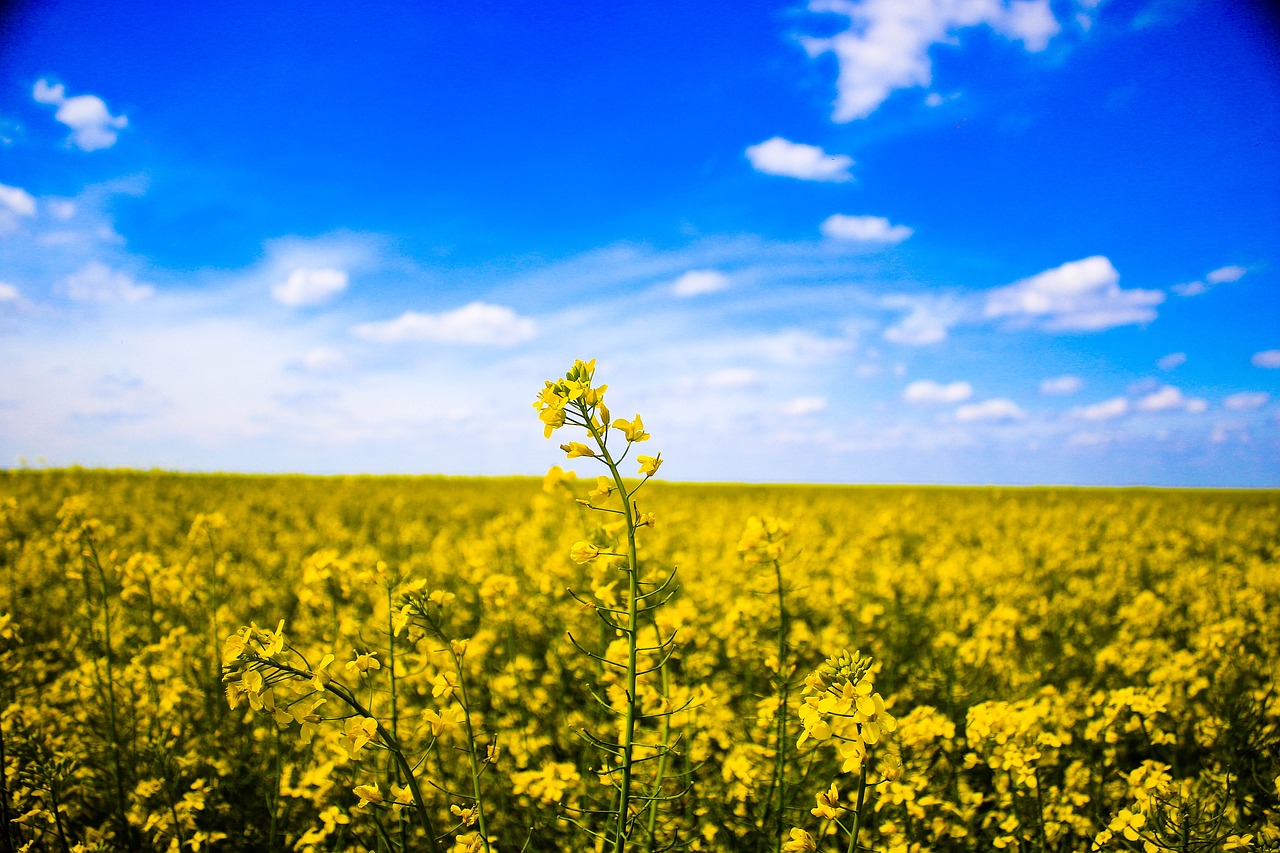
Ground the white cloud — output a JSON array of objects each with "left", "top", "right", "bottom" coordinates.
[
  {"left": 802, "top": 0, "right": 1060, "bottom": 122},
  {"left": 1174, "top": 265, "right": 1245, "bottom": 297},
  {"left": 1040, "top": 375, "right": 1082, "bottom": 395},
  {"left": 59, "top": 262, "right": 153, "bottom": 303},
  {"left": 300, "top": 347, "right": 349, "bottom": 371},
  {"left": 0, "top": 282, "right": 19, "bottom": 302},
  {"left": 1224, "top": 392, "right": 1269, "bottom": 411},
  {"left": 782, "top": 396, "right": 828, "bottom": 416},
  {"left": 955, "top": 398, "right": 1025, "bottom": 422},
  {"left": 904, "top": 379, "right": 972, "bottom": 404},
  {"left": 882, "top": 296, "right": 961, "bottom": 346},
  {"left": 1156, "top": 352, "right": 1186, "bottom": 370},
  {"left": 48, "top": 200, "right": 77, "bottom": 220},
  {"left": 757, "top": 329, "right": 855, "bottom": 365},
  {"left": 0, "top": 183, "right": 36, "bottom": 217},
  {"left": 706, "top": 368, "right": 760, "bottom": 390},
  {"left": 671, "top": 270, "right": 729, "bottom": 297},
  {"left": 352, "top": 301, "right": 536, "bottom": 346},
  {"left": 272, "top": 268, "right": 349, "bottom": 306},
  {"left": 1072, "top": 397, "right": 1128, "bottom": 420},
  {"left": 984, "top": 256, "right": 1164, "bottom": 331},
  {"left": 1136, "top": 385, "right": 1187, "bottom": 412},
  {"left": 33, "top": 79, "right": 128, "bottom": 151},
  {"left": 821, "top": 214, "right": 913, "bottom": 243},
  {"left": 1206, "top": 265, "right": 1246, "bottom": 284},
  {"left": 1252, "top": 350, "right": 1280, "bottom": 369},
  {"left": 745, "top": 137, "right": 853, "bottom": 182}
]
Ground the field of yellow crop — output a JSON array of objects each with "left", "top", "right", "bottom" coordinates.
[{"left": 1, "top": 363, "right": 1278, "bottom": 853}]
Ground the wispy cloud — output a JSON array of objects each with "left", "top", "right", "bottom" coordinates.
[
  {"left": 670, "top": 270, "right": 729, "bottom": 297},
  {"left": 745, "top": 137, "right": 853, "bottom": 182},
  {"left": 782, "top": 395, "right": 828, "bottom": 416},
  {"left": 0, "top": 183, "right": 36, "bottom": 217},
  {"left": 1135, "top": 385, "right": 1205, "bottom": 413},
  {"left": 1224, "top": 392, "right": 1269, "bottom": 411},
  {"left": 984, "top": 256, "right": 1163, "bottom": 331},
  {"left": 1040, "top": 375, "right": 1082, "bottom": 395},
  {"left": 820, "top": 214, "right": 913, "bottom": 243},
  {"left": 33, "top": 79, "right": 128, "bottom": 151},
  {"left": 1207, "top": 265, "right": 1246, "bottom": 284},
  {"left": 801, "top": 0, "right": 1061, "bottom": 122},
  {"left": 1172, "top": 263, "right": 1247, "bottom": 296},
  {"left": 58, "top": 262, "right": 153, "bottom": 303},
  {"left": 352, "top": 302, "right": 536, "bottom": 346},
  {"left": 955, "top": 398, "right": 1025, "bottom": 422},
  {"left": 904, "top": 379, "right": 972, "bottom": 404},
  {"left": 272, "top": 268, "right": 349, "bottom": 307},
  {"left": 1072, "top": 396, "right": 1128, "bottom": 420},
  {"left": 882, "top": 295, "right": 962, "bottom": 345},
  {"left": 1156, "top": 352, "right": 1186, "bottom": 370},
  {"left": 1252, "top": 350, "right": 1280, "bottom": 369}
]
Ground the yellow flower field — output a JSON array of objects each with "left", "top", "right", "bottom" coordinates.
[{"left": 1, "top": 362, "right": 1277, "bottom": 852}]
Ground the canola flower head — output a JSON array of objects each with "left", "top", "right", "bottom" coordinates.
[
  {"left": 637, "top": 454, "right": 662, "bottom": 477},
  {"left": 570, "top": 540, "right": 602, "bottom": 564},
  {"left": 613, "top": 414, "right": 649, "bottom": 443},
  {"left": 782, "top": 828, "right": 818, "bottom": 852},
  {"left": 811, "top": 781, "right": 846, "bottom": 820}
]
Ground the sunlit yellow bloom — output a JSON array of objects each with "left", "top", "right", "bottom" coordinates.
[
  {"left": 432, "top": 670, "right": 459, "bottom": 700},
  {"left": 811, "top": 782, "right": 846, "bottom": 820},
  {"left": 782, "top": 828, "right": 817, "bottom": 852},
  {"left": 353, "top": 783, "right": 383, "bottom": 807},
  {"left": 309, "top": 653, "right": 335, "bottom": 690},
  {"left": 423, "top": 706, "right": 466, "bottom": 736},
  {"left": 452, "top": 832, "right": 484, "bottom": 853},
  {"left": 340, "top": 716, "right": 380, "bottom": 757},
  {"left": 451, "top": 804, "right": 479, "bottom": 827},
  {"left": 570, "top": 540, "right": 602, "bottom": 564},
  {"left": 612, "top": 415, "right": 649, "bottom": 442},
  {"left": 1109, "top": 809, "right": 1146, "bottom": 841},
  {"left": 539, "top": 406, "right": 567, "bottom": 438},
  {"left": 560, "top": 441, "right": 596, "bottom": 458},
  {"left": 588, "top": 476, "right": 614, "bottom": 502},
  {"left": 346, "top": 651, "right": 381, "bottom": 677},
  {"left": 637, "top": 454, "right": 662, "bottom": 476}
]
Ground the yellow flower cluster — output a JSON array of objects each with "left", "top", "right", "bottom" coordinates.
[{"left": 0, "top": 459, "right": 1276, "bottom": 851}]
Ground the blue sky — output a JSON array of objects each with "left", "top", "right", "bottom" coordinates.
[{"left": 1, "top": 0, "right": 1277, "bottom": 485}]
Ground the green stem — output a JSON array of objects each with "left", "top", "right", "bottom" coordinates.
[
  {"left": 642, "top": 626, "right": 674, "bottom": 853},
  {"left": 773, "top": 557, "right": 789, "bottom": 853},
  {"left": 262, "top": 663, "right": 444, "bottom": 853},
  {"left": 587, "top": 414, "right": 641, "bottom": 853},
  {"left": 83, "top": 536, "right": 132, "bottom": 847},
  {"left": 453, "top": 647, "right": 492, "bottom": 853},
  {"left": 846, "top": 772, "right": 868, "bottom": 853}
]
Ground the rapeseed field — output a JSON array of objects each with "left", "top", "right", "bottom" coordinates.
[{"left": 1, "top": 361, "right": 1276, "bottom": 852}]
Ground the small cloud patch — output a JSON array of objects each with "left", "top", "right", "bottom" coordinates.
[
  {"left": 671, "top": 270, "right": 728, "bottom": 297},
  {"left": 33, "top": 79, "right": 128, "bottom": 151},
  {"left": 821, "top": 214, "right": 913, "bottom": 243},
  {"left": 352, "top": 302, "right": 536, "bottom": 346},
  {"left": 745, "top": 137, "right": 853, "bottom": 182},
  {"left": 273, "top": 268, "right": 348, "bottom": 307}
]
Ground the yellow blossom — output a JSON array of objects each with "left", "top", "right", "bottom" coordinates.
[
  {"left": 811, "top": 782, "right": 846, "bottom": 820},
  {"left": 612, "top": 415, "right": 649, "bottom": 442},
  {"left": 570, "top": 540, "right": 602, "bottom": 564}
]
